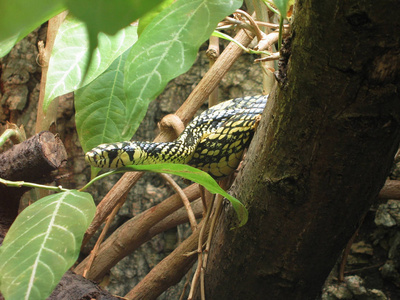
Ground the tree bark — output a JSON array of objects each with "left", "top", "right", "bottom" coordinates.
[
  {"left": 48, "top": 271, "right": 120, "bottom": 300},
  {"left": 201, "top": 0, "right": 400, "bottom": 299},
  {"left": 0, "top": 131, "right": 67, "bottom": 241}
]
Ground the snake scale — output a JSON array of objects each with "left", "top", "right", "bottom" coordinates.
[{"left": 85, "top": 95, "right": 268, "bottom": 178}]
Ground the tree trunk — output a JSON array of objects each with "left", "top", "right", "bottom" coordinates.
[{"left": 201, "top": 0, "right": 400, "bottom": 299}]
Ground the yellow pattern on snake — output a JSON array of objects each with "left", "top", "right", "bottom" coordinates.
[{"left": 85, "top": 95, "right": 268, "bottom": 178}]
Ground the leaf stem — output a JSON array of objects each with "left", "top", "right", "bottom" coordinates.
[
  {"left": 212, "top": 31, "right": 270, "bottom": 55},
  {"left": 263, "top": 0, "right": 280, "bottom": 15},
  {"left": 0, "top": 124, "right": 26, "bottom": 147},
  {"left": 79, "top": 170, "right": 120, "bottom": 192},
  {"left": 278, "top": 16, "right": 284, "bottom": 50},
  {"left": 0, "top": 178, "right": 69, "bottom": 192},
  {"left": 0, "top": 129, "right": 18, "bottom": 148}
]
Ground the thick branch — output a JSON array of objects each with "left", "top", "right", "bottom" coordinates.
[
  {"left": 0, "top": 131, "right": 67, "bottom": 240},
  {"left": 125, "top": 220, "right": 210, "bottom": 300},
  {"left": 75, "top": 184, "right": 201, "bottom": 280}
]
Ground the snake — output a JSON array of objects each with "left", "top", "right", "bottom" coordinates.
[{"left": 85, "top": 95, "right": 268, "bottom": 178}]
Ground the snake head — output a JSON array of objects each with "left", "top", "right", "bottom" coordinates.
[{"left": 85, "top": 142, "right": 140, "bottom": 168}]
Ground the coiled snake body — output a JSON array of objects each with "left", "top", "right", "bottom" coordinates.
[{"left": 85, "top": 95, "right": 268, "bottom": 178}]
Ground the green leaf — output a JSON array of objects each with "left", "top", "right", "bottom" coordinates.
[
  {"left": 43, "top": 16, "right": 138, "bottom": 112},
  {"left": 273, "top": 0, "right": 291, "bottom": 17},
  {"left": 123, "top": 0, "right": 242, "bottom": 139},
  {"left": 120, "top": 164, "right": 248, "bottom": 226},
  {"left": 138, "top": 0, "right": 175, "bottom": 36},
  {"left": 75, "top": 50, "right": 131, "bottom": 153},
  {"left": 0, "top": 34, "right": 19, "bottom": 58},
  {"left": 65, "top": 0, "right": 164, "bottom": 78},
  {"left": 66, "top": 0, "right": 164, "bottom": 36},
  {"left": 0, "top": 190, "right": 95, "bottom": 300},
  {"left": 0, "top": 0, "right": 64, "bottom": 48},
  {"left": 0, "top": 0, "right": 65, "bottom": 57}
]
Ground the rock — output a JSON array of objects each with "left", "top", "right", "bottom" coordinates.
[
  {"left": 322, "top": 282, "right": 353, "bottom": 300},
  {"left": 381, "top": 260, "right": 400, "bottom": 287},
  {"left": 351, "top": 241, "right": 374, "bottom": 256},
  {"left": 347, "top": 241, "right": 374, "bottom": 265},
  {"left": 375, "top": 200, "right": 400, "bottom": 227},
  {"left": 344, "top": 275, "right": 368, "bottom": 295},
  {"left": 367, "top": 289, "right": 387, "bottom": 300},
  {"left": 388, "top": 231, "right": 400, "bottom": 259}
]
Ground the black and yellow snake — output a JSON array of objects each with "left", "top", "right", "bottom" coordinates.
[{"left": 85, "top": 95, "right": 267, "bottom": 178}]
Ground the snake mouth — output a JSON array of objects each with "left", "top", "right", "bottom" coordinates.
[{"left": 85, "top": 145, "right": 128, "bottom": 168}]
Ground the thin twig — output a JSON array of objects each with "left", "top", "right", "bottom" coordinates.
[
  {"left": 179, "top": 267, "right": 194, "bottom": 300},
  {"left": 252, "top": 0, "right": 276, "bottom": 95},
  {"left": 219, "top": 18, "right": 290, "bottom": 31},
  {"left": 255, "top": 51, "right": 281, "bottom": 62},
  {"left": 82, "top": 198, "right": 125, "bottom": 277},
  {"left": 160, "top": 173, "right": 198, "bottom": 231},
  {"left": 200, "top": 266, "right": 206, "bottom": 300},
  {"left": 235, "top": 9, "right": 265, "bottom": 42},
  {"left": 257, "top": 21, "right": 290, "bottom": 29},
  {"left": 200, "top": 195, "right": 224, "bottom": 295},
  {"left": 344, "top": 263, "right": 385, "bottom": 275},
  {"left": 207, "top": 35, "right": 220, "bottom": 108},
  {"left": 217, "top": 17, "right": 290, "bottom": 30},
  {"left": 198, "top": 185, "right": 207, "bottom": 215},
  {"left": 220, "top": 17, "right": 253, "bottom": 31},
  {"left": 187, "top": 195, "right": 215, "bottom": 300},
  {"left": 339, "top": 212, "right": 367, "bottom": 282},
  {"left": 255, "top": 31, "right": 280, "bottom": 52},
  {"left": 203, "top": 194, "right": 223, "bottom": 268}
]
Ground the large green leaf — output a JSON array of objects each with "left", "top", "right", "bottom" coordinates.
[
  {"left": 137, "top": 0, "right": 175, "bottom": 36},
  {"left": 0, "top": 0, "right": 65, "bottom": 57},
  {"left": 65, "top": 0, "right": 164, "bottom": 36},
  {"left": 64, "top": 0, "right": 164, "bottom": 80},
  {"left": 75, "top": 50, "right": 131, "bottom": 153},
  {"left": 0, "top": 190, "right": 95, "bottom": 300},
  {"left": 0, "top": 34, "right": 19, "bottom": 58},
  {"left": 43, "top": 16, "right": 138, "bottom": 112},
  {"left": 92, "top": 164, "right": 248, "bottom": 227},
  {"left": 123, "top": 0, "right": 242, "bottom": 139}
]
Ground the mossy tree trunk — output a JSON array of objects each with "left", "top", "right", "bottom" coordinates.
[{"left": 200, "top": 0, "right": 400, "bottom": 299}]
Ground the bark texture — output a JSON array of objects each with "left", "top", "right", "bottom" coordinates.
[
  {"left": 201, "top": 0, "right": 400, "bottom": 299},
  {"left": 48, "top": 271, "right": 119, "bottom": 300},
  {"left": 0, "top": 131, "right": 67, "bottom": 240}
]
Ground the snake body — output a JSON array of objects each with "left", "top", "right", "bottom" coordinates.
[{"left": 85, "top": 95, "right": 268, "bottom": 178}]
